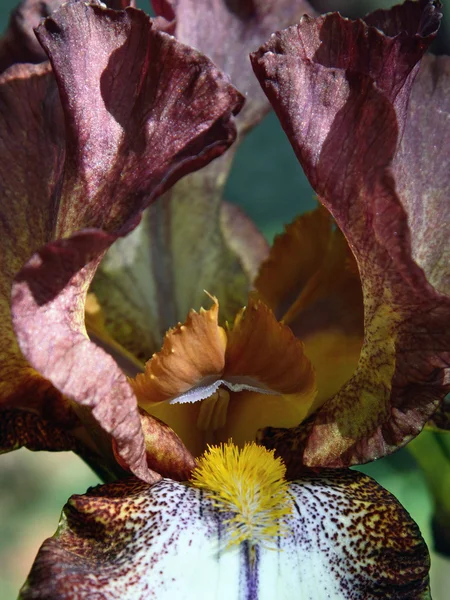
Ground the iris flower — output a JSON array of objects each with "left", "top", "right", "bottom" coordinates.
[{"left": 0, "top": 0, "right": 449, "bottom": 598}]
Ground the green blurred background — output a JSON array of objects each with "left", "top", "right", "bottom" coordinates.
[{"left": 0, "top": 0, "right": 449, "bottom": 598}]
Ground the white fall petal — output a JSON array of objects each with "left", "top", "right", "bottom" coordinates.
[{"left": 19, "top": 470, "right": 430, "bottom": 600}]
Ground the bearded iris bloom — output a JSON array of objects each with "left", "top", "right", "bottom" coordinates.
[{"left": 0, "top": 0, "right": 449, "bottom": 598}]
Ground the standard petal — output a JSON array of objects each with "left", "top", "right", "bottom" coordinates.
[
  {"left": 90, "top": 0, "right": 314, "bottom": 362},
  {"left": 20, "top": 470, "right": 430, "bottom": 599},
  {"left": 0, "top": 0, "right": 138, "bottom": 73},
  {"left": 2, "top": 1, "right": 242, "bottom": 480},
  {"left": 152, "top": 0, "right": 316, "bottom": 132},
  {"left": 0, "top": 0, "right": 64, "bottom": 72},
  {"left": 251, "top": 1, "right": 450, "bottom": 467},
  {"left": 0, "top": 62, "right": 65, "bottom": 418},
  {"left": 392, "top": 54, "right": 450, "bottom": 297}
]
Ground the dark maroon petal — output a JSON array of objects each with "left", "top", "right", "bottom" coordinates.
[
  {"left": 152, "top": 0, "right": 316, "bottom": 132},
  {"left": 251, "top": 1, "right": 450, "bottom": 468},
  {"left": 107, "top": 0, "right": 136, "bottom": 8},
  {"left": 0, "top": 410, "right": 79, "bottom": 453},
  {"left": 35, "top": 1, "right": 243, "bottom": 236},
  {"left": 0, "top": 0, "right": 139, "bottom": 74},
  {"left": 91, "top": 0, "right": 305, "bottom": 363},
  {"left": 0, "top": 62, "right": 65, "bottom": 422},
  {"left": 0, "top": 0, "right": 64, "bottom": 73},
  {"left": 19, "top": 470, "right": 430, "bottom": 599},
  {"left": 1, "top": 1, "right": 242, "bottom": 480}
]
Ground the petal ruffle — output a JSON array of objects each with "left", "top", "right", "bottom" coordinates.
[
  {"left": 2, "top": 1, "right": 243, "bottom": 480},
  {"left": 20, "top": 470, "right": 430, "bottom": 599},
  {"left": 132, "top": 296, "right": 316, "bottom": 455},
  {"left": 225, "top": 296, "right": 315, "bottom": 396},
  {"left": 251, "top": 1, "right": 450, "bottom": 468}
]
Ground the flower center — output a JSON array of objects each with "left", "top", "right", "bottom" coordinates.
[{"left": 190, "top": 441, "right": 293, "bottom": 548}]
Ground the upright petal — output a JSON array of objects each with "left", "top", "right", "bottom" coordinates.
[
  {"left": 0, "top": 0, "right": 64, "bottom": 72},
  {"left": 251, "top": 0, "right": 450, "bottom": 468},
  {"left": 2, "top": 1, "right": 243, "bottom": 480},
  {"left": 0, "top": 0, "right": 136, "bottom": 73},
  {"left": 152, "top": 0, "right": 316, "bottom": 132},
  {"left": 90, "top": 0, "right": 315, "bottom": 361},
  {"left": 20, "top": 470, "right": 430, "bottom": 599}
]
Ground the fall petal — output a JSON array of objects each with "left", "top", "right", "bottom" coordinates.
[
  {"left": 112, "top": 408, "right": 197, "bottom": 481},
  {"left": 426, "top": 397, "right": 450, "bottom": 432},
  {"left": 2, "top": 0, "right": 242, "bottom": 479},
  {"left": 251, "top": 0, "right": 450, "bottom": 467},
  {"left": 20, "top": 470, "right": 430, "bottom": 599},
  {"left": 0, "top": 410, "right": 79, "bottom": 453}
]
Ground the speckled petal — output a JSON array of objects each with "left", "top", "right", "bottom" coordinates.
[
  {"left": 251, "top": 0, "right": 450, "bottom": 468},
  {"left": 426, "top": 397, "right": 450, "bottom": 432},
  {"left": 0, "top": 410, "right": 79, "bottom": 453},
  {"left": 20, "top": 470, "right": 430, "bottom": 599},
  {"left": 2, "top": 0, "right": 242, "bottom": 480}
]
